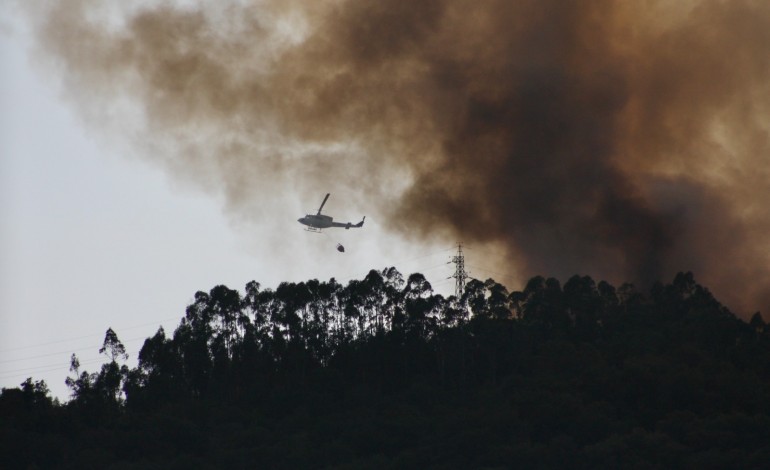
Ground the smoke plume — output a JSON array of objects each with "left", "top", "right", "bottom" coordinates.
[{"left": 28, "top": 0, "right": 770, "bottom": 314}]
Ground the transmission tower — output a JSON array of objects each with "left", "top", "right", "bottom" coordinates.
[{"left": 449, "top": 243, "right": 470, "bottom": 298}]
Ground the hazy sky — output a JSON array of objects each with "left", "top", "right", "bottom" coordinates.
[
  {"left": 3, "top": 0, "right": 769, "bottom": 400},
  {"left": 0, "top": 5, "right": 463, "bottom": 399}
]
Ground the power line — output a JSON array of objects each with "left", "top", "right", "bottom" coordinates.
[
  {"left": 0, "top": 335, "right": 149, "bottom": 365},
  {"left": 0, "top": 356, "right": 108, "bottom": 378},
  {"left": 0, "top": 338, "right": 151, "bottom": 381},
  {"left": 465, "top": 264, "right": 520, "bottom": 287},
  {"left": 329, "top": 246, "right": 458, "bottom": 285},
  {"left": 0, "top": 325, "right": 177, "bottom": 386},
  {"left": 0, "top": 251, "right": 463, "bottom": 381},
  {"left": 0, "top": 316, "right": 180, "bottom": 354}
]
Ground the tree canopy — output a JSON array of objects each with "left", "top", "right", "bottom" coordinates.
[{"left": 3, "top": 269, "right": 770, "bottom": 469}]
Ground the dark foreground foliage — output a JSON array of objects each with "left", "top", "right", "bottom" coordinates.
[{"left": 3, "top": 270, "right": 770, "bottom": 469}]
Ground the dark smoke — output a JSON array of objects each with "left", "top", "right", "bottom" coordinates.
[{"left": 28, "top": 0, "right": 770, "bottom": 315}]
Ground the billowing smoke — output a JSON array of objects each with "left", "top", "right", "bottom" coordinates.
[{"left": 27, "top": 0, "right": 770, "bottom": 314}]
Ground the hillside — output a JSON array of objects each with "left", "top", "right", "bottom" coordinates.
[{"left": 3, "top": 270, "right": 770, "bottom": 469}]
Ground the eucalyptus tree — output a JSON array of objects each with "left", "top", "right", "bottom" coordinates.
[
  {"left": 207, "top": 284, "right": 245, "bottom": 359},
  {"left": 129, "top": 327, "right": 184, "bottom": 406},
  {"left": 519, "top": 276, "right": 570, "bottom": 332},
  {"left": 563, "top": 275, "right": 601, "bottom": 339},
  {"left": 484, "top": 279, "right": 512, "bottom": 320},
  {"left": 275, "top": 281, "right": 308, "bottom": 344},
  {"left": 402, "top": 273, "right": 441, "bottom": 340},
  {"left": 65, "top": 328, "right": 130, "bottom": 411},
  {"left": 340, "top": 279, "right": 366, "bottom": 341},
  {"left": 96, "top": 328, "right": 130, "bottom": 405}
]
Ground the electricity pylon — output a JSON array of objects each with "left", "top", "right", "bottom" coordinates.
[{"left": 449, "top": 243, "right": 470, "bottom": 299}]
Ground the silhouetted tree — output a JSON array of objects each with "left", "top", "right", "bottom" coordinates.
[
  {"left": 6, "top": 269, "right": 770, "bottom": 469},
  {"left": 521, "top": 276, "right": 570, "bottom": 333},
  {"left": 563, "top": 275, "right": 601, "bottom": 340},
  {"left": 485, "top": 279, "right": 512, "bottom": 320},
  {"left": 95, "top": 328, "right": 129, "bottom": 406}
]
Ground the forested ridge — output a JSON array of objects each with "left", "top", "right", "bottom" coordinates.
[{"left": 3, "top": 269, "right": 770, "bottom": 469}]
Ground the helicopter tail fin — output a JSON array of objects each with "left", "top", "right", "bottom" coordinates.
[{"left": 354, "top": 216, "right": 365, "bottom": 228}]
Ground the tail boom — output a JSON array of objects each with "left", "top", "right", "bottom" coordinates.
[{"left": 333, "top": 216, "right": 365, "bottom": 229}]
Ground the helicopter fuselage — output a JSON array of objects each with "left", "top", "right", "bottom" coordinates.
[{"left": 298, "top": 214, "right": 334, "bottom": 229}]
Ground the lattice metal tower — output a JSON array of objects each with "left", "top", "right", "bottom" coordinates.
[{"left": 450, "top": 243, "right": 470, "bottom": 298}]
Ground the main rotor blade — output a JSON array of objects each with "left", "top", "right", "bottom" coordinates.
[{"left": 317, "top": 193, "right": 330, "bottom": 214}]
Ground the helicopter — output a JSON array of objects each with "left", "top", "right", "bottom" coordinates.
[{"left": 297, "top": 193, "right": 365, "bottom": 232}]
